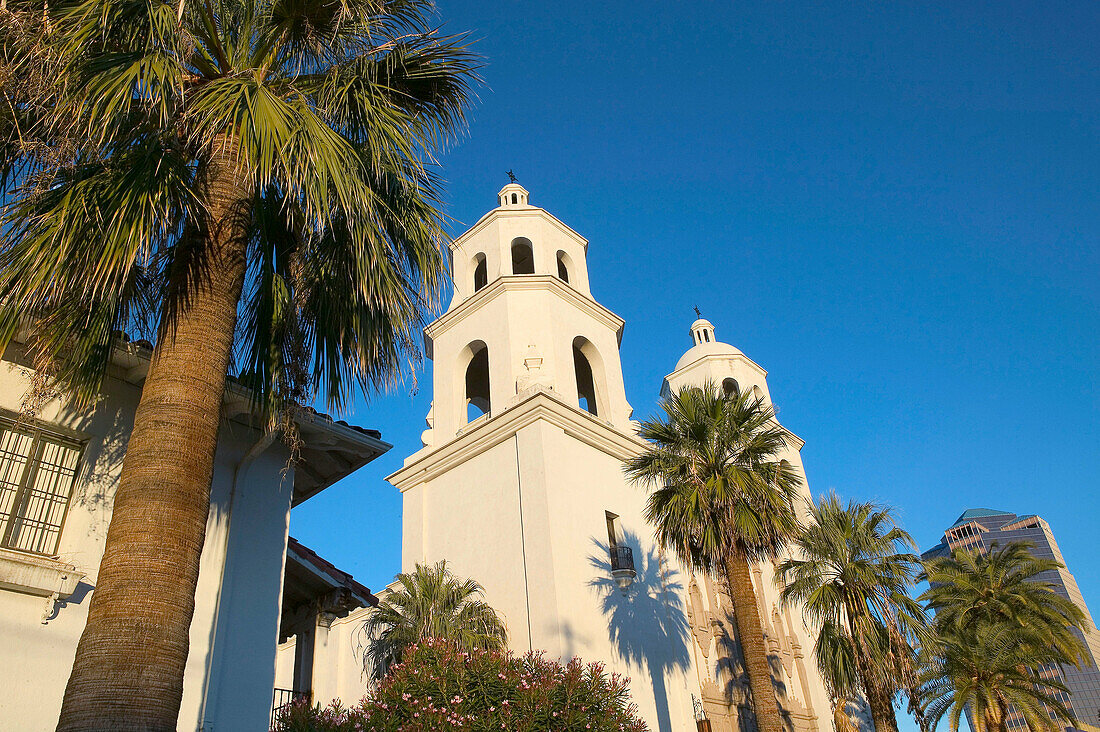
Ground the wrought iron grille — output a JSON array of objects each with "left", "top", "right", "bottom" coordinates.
[
  {"left": 271, "top": 688, "right": 311, "bottom": 730},
  {"left": 609, "top": 545, "right": 634, "bottom": 573},
  {"left": 0, "top": 419, "right": 83, "bottom": 556}
]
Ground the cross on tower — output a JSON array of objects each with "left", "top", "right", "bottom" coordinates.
[
  {"left": 693, "top": 305, "right": 702, "bottom": 319},
  {"left": 506, "top": 170, "right": 518, "bottom": 184}
]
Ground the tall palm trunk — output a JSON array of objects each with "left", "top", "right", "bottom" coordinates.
[
  {"left": 57, "top": 146, "right": 251, "bottom": 732},
  {"left": 844, "top": 598, "right": 899, "bottom": 732},
  {"left": 724, "top": 550, "right": 785, "bottom": 732},
  {"left": 854, "top": 653, "right": 899, "bottom": 732},
  {"left": 981, "top": 704, "right": 1002, "bottom": 732}
]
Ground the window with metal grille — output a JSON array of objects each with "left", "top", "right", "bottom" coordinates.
[{"left": 0, "top": 418, "right": 83, "bottom": 556}]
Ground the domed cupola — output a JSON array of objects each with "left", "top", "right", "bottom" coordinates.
[
  {"left": 498, "top": 183, "right": 529, "bottom": 208},
  {"left": 675, "top": 317, "right": 744, "bottom": 372},
  {"left": 690, "top": 318, "right": 716, "bottom": 346},
  {"left": 664, "top": 314, "right": 770, "bottom": 405}
]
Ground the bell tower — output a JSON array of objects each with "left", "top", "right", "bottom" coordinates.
[
  {"left": 416, "top": 183, "right": 634, "bottom": 446},
  {"left": 664, "top": 318, "right": 829, "bottom": 732},
  {"left": 387, "top": 185, "right": 703, "bottom": 731}
]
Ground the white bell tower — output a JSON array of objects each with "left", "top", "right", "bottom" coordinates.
[
  {"left": 387, "top": 185, "right": 702, "bottom": 731},
  {"left": 415, "top": 182, "right": 634, "bottom": 445}
]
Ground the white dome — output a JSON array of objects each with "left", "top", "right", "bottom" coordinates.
[
  {"left": 675, "top": 340, "right": 743, "bottom": 371},
  {"left": 675, "top": 317, "right": 742, "bottom": 371}
]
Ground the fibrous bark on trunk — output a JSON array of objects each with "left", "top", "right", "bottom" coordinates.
[
  {"left": 56, "top": 144, "right": 251, "bottom": 732},
  {"left": 857, "top": 662, "right": 899, "bottom": 732},
  {"left": 724, "top": 550, "right": 785, "bottom": 732},
  {"left": 844, "top": 596, "right": 899, "bottom": 732}
]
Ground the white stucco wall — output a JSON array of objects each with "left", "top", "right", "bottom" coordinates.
[
  {"left": 274, "top": 604, "right": 376, "bottom": 709},
  {"left": 394, "top": 391, "right": 702, "bottom": 732},
  {"left": 184, "top": 435, "right": 294, "bottom": 732},
  {"left": 0, "top": 353, "right": 295, "bottom": 732},
  {"left": 0, "top": 357, "right": 139, "bottom": 732}
]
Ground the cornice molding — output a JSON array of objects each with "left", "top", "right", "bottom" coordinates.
[
  {"left": 426, "top": 275, "right": 626, "bottom": 352},
  {"left": 784, "top": 429, "right": 806, "bottom": 451},
  {"left": 664, "top": 352, "right": 769, "bottom": 384},
  {"left": 387, "top": 388, "right": 646, "bottom": 491},
  {"left": 451, "top": 207, "right": 589, "bottom": 253}
]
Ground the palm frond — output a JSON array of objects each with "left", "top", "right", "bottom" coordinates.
[
  {"left": 0, "top": 0, "right": 479, "bottom": 417},
  {"left": 364, "top": 560, "right": 507, "bottom": 681},
  {"left": 627, "top": 381, "right": 802, "bottom": 573}
]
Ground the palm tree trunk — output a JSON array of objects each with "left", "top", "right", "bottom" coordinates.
[
  {"left": 983, "top": 706, "right": 1001, "bottom": 732},
  {"left": 724, "top": 550, "right": 785, "bottom": 732},
  {"left": 57, "top": 144, "right": 251, "bottom": 732},
  {"left": 856, "top": 661, "right": 899, "bottom": 732},
  {"left": 844, "top": 599, "right": 899, "bottom": 732}
]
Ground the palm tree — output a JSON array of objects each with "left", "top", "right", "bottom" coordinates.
[
  {"left": 625, "top": 382, "right": 802, "bottom": 732},
  {"left": 364, "top": 560, "right": 507, "bottom": 680},
  {"left": 921, "top": 542, "right": 1088, "bottom": 664},
  {"left": 0, "top": 0, "right": 476, "bottom": 728},
  {"left": 917, "top": 622, "right": 1076, "bottom": 732},
  {"left": 777, "top": 492, "right": 927, "bottom": 732}
]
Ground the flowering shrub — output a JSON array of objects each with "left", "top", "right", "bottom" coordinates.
[{"left": 275, "top": 638, "right": 648, "bottom": 731}]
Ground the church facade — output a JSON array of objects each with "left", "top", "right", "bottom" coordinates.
[{"left": 381, "top": 184, "right": 834, "bottom": 732}]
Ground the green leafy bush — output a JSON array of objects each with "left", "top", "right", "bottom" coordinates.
[{"left": 275, "top": 638, "right": 648, "bottom": 731}]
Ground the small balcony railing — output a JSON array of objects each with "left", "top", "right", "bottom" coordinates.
[
  {"left": 609, "top": 545, "right": 637, "bottom": 591},
  {"left": 609, "top": 545, "right": 634, "bottom": 573},
  {"left": 271, "top": 687, "right": 310, "bottom": 731}
]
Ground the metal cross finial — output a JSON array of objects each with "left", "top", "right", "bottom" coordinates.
[
  {"left": 507, "top": 170, "right": 518, "bottom": 184},
  {"left": 693, "top": 305, "right": 702, "bottom": 319}
]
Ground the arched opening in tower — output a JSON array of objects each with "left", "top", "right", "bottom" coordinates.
[
  {"left": 573, "top": 344, "right": 598, "bottom": 416},
  {"left": 511, "top": 237, "right": 535, "bottom": 275},
  {"left": 556, "top": 250, "right": 570, "bottom": 283},
  {"left": 465, "top": 346, "right": 490, "bottom": 422},
  {"left": 722, "top": 377, "right": 740, "bottom": 399},
  {"left": 473, "top": 253, "right": 487, "bottom": 292}
]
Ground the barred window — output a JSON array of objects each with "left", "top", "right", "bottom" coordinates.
[{"left": 0, "top": 418, "right": 83, "bottom": 556}]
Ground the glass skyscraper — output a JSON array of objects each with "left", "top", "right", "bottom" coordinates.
[{"left": 923, "top": 509, "right": 1100, "bottom": 732}]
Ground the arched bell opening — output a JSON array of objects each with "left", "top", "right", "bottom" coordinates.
[
  {"left": 472, "top": 253, "right": 487, "bottom": 292},
  {"left": 556, "top": 250, "right": 572, "bottom": 283},
  {"left": 572, "top": 336, "right": 609, "bottom": 418},
  {"left": 722, "top": 377, "right": 740, "bottom": 399},
  {"left": 459, "top": 341, "right": 490, "bottom": 425},
  {"left": 511, "top": 237, "right": 535, "bottom": 275}
]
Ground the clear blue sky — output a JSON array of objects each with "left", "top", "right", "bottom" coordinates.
[{"left": 291, "top": 0, "right": 1099, "bottom": 725}]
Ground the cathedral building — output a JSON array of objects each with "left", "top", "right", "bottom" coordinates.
[
  {"left": 1, "top": 180, "right": 840, "bottom": 732},
  {"left": 379, "top": 184, "right": 834, "bottom": 731}
]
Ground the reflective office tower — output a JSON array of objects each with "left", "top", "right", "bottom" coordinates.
[{"left": 923, "top": 509, "right": 1100, "bottom": 732}]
